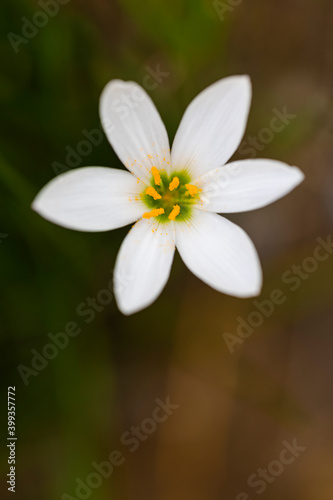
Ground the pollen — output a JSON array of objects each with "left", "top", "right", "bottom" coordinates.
[
  {"left": 142, "top": 208, "right": 165, "bottom": 219},
  {"left": 169, "top": 177, "right": 179, "bottom": 191},
  {"left": 185, "top": 184, "right": 199, "bottom": 196},
  {"left": 151, "top": 166, "right": 161, "bottom": 186},
  {"left": 145, "top": 186, "right": 161, "bottom": 200},
  {"left": 168, "top": 204, "right": 180, "bottom": 220}
]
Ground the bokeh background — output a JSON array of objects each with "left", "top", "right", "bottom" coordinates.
[{"left": 1, "top": 0, "right": 333, "bottom": 499}]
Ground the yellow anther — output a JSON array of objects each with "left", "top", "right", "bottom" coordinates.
[
  {"left": 142, "top": 208, "right": 165, "bottom": 219},
  {"left": 145, "top": 186, "right": 161, "bottom": 200},
  {"left": 168, "top": 205, "right": 180, "bottom": 221},
  {"left": 169, "top": 177, "right": 179, "bottom": 191},
  {"left": 185, "top": 184, "right": 199, "bottom": 197},
  {"left": 151, "top": 166, "right": 161, "bottom": 186}
]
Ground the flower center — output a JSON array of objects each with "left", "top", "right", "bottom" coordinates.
[{"left": 142, "top": 168, "right": 200, "bottom": 222}]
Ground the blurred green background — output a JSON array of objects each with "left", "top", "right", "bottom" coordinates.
[{"left": 1, "top": 0, "right": 333, "bottom": 499}]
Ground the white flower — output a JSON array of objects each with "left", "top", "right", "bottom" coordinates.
[{"left": 32, "top": 76, "right": 304, "bottom": 315}]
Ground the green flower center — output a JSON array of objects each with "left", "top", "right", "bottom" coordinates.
[{"left": 141, "top": 169, "right": 200, "bottom": 223}]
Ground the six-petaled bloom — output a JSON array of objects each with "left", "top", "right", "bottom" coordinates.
[{"left": 32, "top": 76, "right": 304, "bottom": 315}]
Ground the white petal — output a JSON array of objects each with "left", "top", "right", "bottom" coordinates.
[
  {"left": 171, "top": 76, "right": 252, "bottom": 179},
  {"left": 114, "top": 219, "right": 176, "bottom": 315},
  {"left": 100, "top": 80, "right": 171, "bottom": 183},
  {"left": 195, "top": 160, "right": 305, "bottom": 213},
  {"left": 176, "top": 210, "right": 262, "bottom": 298},
  {"left": 32, "top": 167, "right": 146, "bottom": 232}
]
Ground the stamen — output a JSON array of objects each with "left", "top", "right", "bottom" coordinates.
[
  {"left": 145, "top": 186, "right": 161, "bottom": 200},
  {"left": 169, "top": 177, "right": 179, "bottom": 191},
  {"left": 151, "top": 167, "right": 161, "bottom": 186},
  {"left": 142, "top": 208, "right": 165, "bottom": 219},
  {"left": 185, "top": 184, "right": 199, "bottom": 197},
  {"left": 168, "top": 205, "right": 180, "bottom": 220}
]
